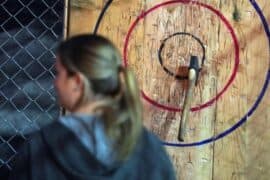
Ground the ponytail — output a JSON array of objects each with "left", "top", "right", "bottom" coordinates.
[
  {"left": 117, "top": 67, "right": 142, "bottom": 160},
  {"left": 99, "top": 67, "right": 142, "bottom": 161}
]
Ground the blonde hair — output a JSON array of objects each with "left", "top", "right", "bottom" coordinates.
[{"left": 57, "top": 34, "right": 142, "bottom": 160}]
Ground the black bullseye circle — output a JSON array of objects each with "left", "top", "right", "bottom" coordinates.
[{"left": 158, "top": 32, "right": 206, "bottom": 80}]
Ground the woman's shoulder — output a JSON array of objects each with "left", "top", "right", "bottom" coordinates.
[
  {"left": 19, "top": 120, "right": 69, "bottom": 153},
  {"left": 129, "top": 127, "right": 176, "bottom": 179},
  {"left": 134, "top": 127, "right": 168, "bottom": 159},
  {"left": 140, "top": 127, "right": 163, "bottom": 146}
]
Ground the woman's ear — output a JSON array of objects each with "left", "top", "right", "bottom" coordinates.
[{"left": 71, "top": 72, "right": 84, "bottom": 92}]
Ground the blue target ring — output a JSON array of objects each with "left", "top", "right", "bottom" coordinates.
[{"left": 94, "top": 0, "right": 270, "bottom": 147}]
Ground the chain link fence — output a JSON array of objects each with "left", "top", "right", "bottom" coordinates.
[{"left": 0, "top": 0, "right": 64, "bottom": 176}]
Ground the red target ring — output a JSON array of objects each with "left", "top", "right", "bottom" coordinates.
[{"left": 123, "top": 0, "right": 240, "bottom": 112}]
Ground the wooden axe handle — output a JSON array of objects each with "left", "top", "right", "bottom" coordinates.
[{"left": 178, "top": 68, "right": 197, "bottom": 141}]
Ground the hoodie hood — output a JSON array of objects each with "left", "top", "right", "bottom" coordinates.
[
  {"left": 59, "top": 114, "right": 117, "bottom": 167},
  {"left": 41, "top": 119, "right": 120, "bottom": 178}
]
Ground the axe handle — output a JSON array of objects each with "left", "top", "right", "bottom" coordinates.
[{"left": 178, "top": 68, "right": 197, "bottom": 141}]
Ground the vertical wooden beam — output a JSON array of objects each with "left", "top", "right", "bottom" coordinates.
[
  {"left": 139, "top": 1, "right": 216, "bottom": 179},
  {"left": 213, "top": 0, "right": 270, "bottom": 179}
]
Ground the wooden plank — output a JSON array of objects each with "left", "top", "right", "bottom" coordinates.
[
  {"left": 139, "top": 1, "right": 217, "bottom": 179},
  {"left": 69, "top": 0, "right": 102, "bottom": 35},
  {"left": 213, "top": 0, "right": 270, "bottom": 179},
  {"left": 245, "top": 0, "right": 270, "bottom": 179},
  {"left": 246, "top": 92, "right": 270, "bottom": 180}
]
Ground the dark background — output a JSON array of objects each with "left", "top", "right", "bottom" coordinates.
[{"left": 0, "top": 0, "right": 64, "bottom": 177}]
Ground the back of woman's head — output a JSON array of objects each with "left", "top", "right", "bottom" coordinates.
[
  {"left": 57, "top": 35, "right": 121, "bottom": 94},
  {"left": 57, "top": 34, "right": 142, "bottom": 161}
]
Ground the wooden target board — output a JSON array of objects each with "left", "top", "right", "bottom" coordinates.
[{"left": 68, "top": 0, "right": 270, "bottom": 179}]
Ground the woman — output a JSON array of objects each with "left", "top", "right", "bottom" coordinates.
[{"left": 9, "top": 34, "right": 176, "bottom": 180}]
